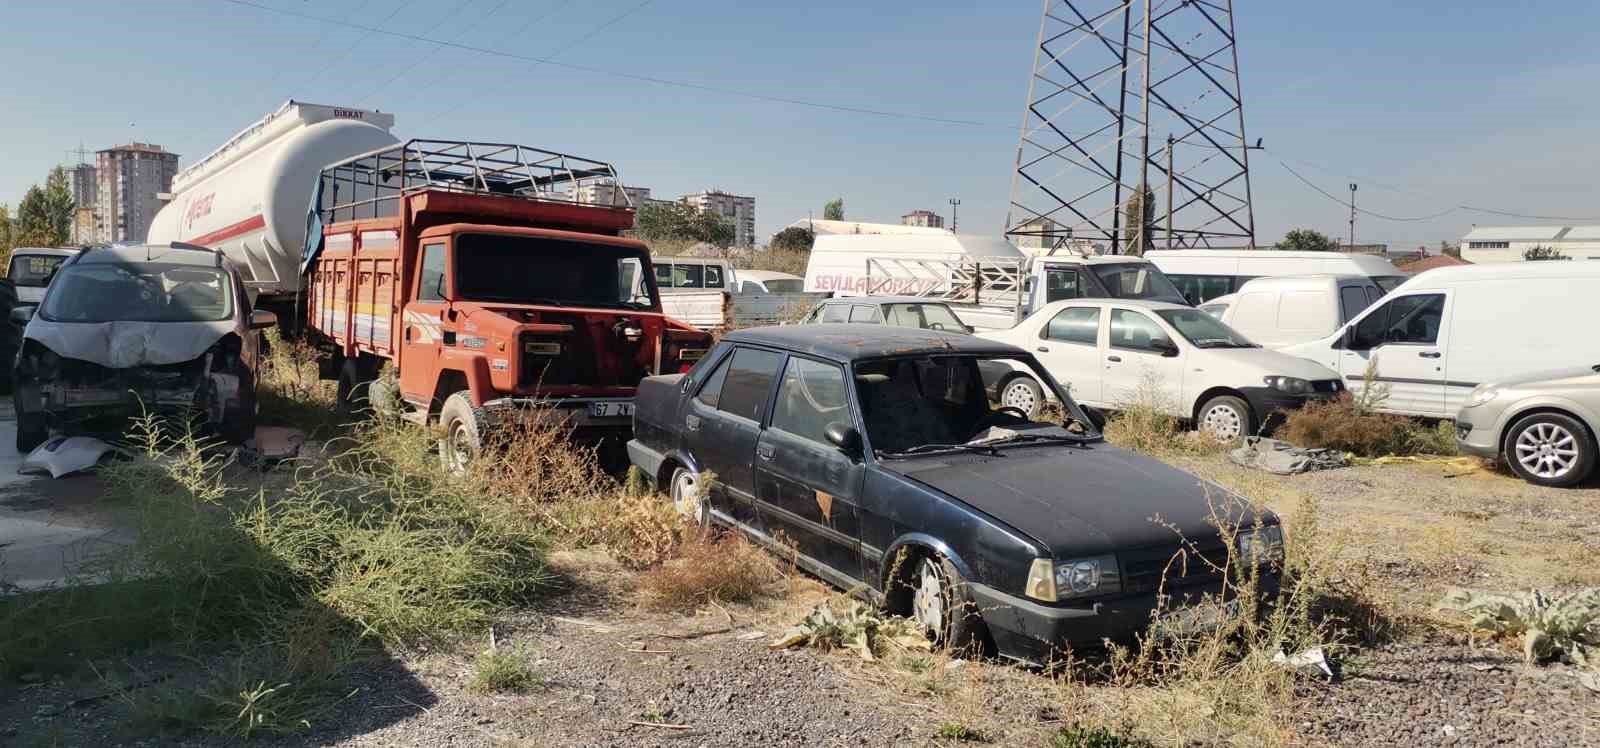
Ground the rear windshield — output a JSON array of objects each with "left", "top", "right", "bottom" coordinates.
[
  {"left": 1090, "top": 263, "right": 1187, "bottom": 303},
  {"left": 41, "top": 263, "right": 233, "bottom": 323},
  {"left": 454, "top": 234, "right": 656, "bottom": 310},
  {"left": 761, "top": 278, "right": 803, "bottom": 293},
  {"left": 885, "top": 303, "right": 966, "bottom": 332},
  {"left": 8, "top": 254, "right": 69, "bottom": 287}
]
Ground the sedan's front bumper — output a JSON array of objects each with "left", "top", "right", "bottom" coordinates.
[
  {"left": 1453, "top": 406, "right": 1503, "bottom": 458},
  {"left": 1237, "top": 386, "right": 1338, "bottom": 423},
  {"left": 968, "top": 572, "right": 1282, "bottom": 666}
]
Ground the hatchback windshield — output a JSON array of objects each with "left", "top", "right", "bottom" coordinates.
[
  {"left": 1090, "top": 263, "right": 1187, "bottom": 303},
  {"left": 454, "top": 233, "right": 656, "bottom": 309},
  {"left": 42, "top": 263, "right": 233, "bottom": 323},
  {"left": 8, "top": 254, "right": 69, "bottom": 288},
  {"left": 1155, "top": 308, "right": 1256, "bottom": 349}
]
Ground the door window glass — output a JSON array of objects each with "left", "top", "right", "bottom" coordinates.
[
  {"left": 1170, "top": 274, "right": 1235, "bottom": 305},
  {"left": 672, "top": 264, "right": 704, "bottom": 288},
  {"left": 850, "top": 305, "right": 882, "bottom": 323},
  {"left": 1044, "top": 268, "right": 1086, "bottom": 303},
  {"left": 771, "top": 358, "right": 850, "bottom": 444},
  {"left": 819, "top": 304, "right": 850, "bottom": 323},
  {"left": 694, "top": 353, "right": 732, "bottom": 408},
  {"left": 418, "top": 243, "right": 447, "bottom": 301},
  {"left": 1351, "top": 293, "right": 1445, "bottom": 348},
  {"left": 654, "top": 263, "right": 673, "bottom": 288},
  {"left": 1339, "top": 286, "right": 1372, "bottom": 323},
  {"left": 1043, "top": 306, "right": 1100, "bottom": 345},
  {"left": 1108, "top": 309, "right": 1176, "bottom": 352},
  {"left": 741, "top": 281, "right": 762, "bottom": 294},
  {"left": 718, "top": 348, "right": 785, "bottom": 421},
  {"left": 704, "top": 265, "right": 724, "bottom": 289}
]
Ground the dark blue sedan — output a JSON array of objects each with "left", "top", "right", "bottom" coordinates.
[{"left": 627, "top": 324, "right": 1282, "bottom": 664}]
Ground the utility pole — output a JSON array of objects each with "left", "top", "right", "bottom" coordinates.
[
  {"left": 948, "top": 198, "right": 960, "bottom": 231},
  {"left": 1348, "top": 183, "right": 1357, "bottom": 249},
  {"left": 1165, "top": 133, "right": 1174, "bottom": 251}
]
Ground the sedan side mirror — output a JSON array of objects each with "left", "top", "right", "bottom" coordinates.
[
  {"left": 9, "top": 306, "right": 35, "bottom": 324},
  {"left": 250, "top": 309, "right": 278, "bottom": 330},
  {"left": 824, "top": 422, "right": 862, "bottom": 456},
  {"left": 1153, "top": 338, "right": 1180, "bottom": 357}
]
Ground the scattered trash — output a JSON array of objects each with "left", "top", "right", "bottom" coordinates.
[
  {"left": 239, "top": 426, "right": 305, "bottom": 465},
  {"left": 1356, "top": 454, "right": 1482, "bottom": 478},
  {"left": 1229, "top": 437, "right": 1348, "bottom": 475},
  {"left": 1272, "top": 646, "right": 1335, "bottom": 678},
  {"left": 19, "top": 436, "right": 114, "bottom": 479},
  {"left": 1467, "top": 663, "right": 1500, "bottom": 672},
  {"left": 736, "top": 630, "right": 767, "bottom": 641}
]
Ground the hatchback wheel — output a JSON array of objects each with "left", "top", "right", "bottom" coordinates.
[
  {"left": 910, "top": 555, "right": 985, "bottom": 653},
  {"left": 669, "top": 467, "right": 710, "bottom": 528},
  {"left": 999, "top": 376, "right": 1044, "bottom": 419},
  {"left": 1197, "top": 395, "right": 1252, "bottom": 441},
  {"left": 1506, "top": 413, "right": 1596, "bottom": 488}
]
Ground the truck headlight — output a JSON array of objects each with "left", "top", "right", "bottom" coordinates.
[
  {"left": 1024, "top": 555, "right": 1121, "bottom": 602},
  {"left": 1263, "top": 376, "right": 1312, "bottom": 395},
  {"left": 1463, "top": 386, "right": 1501, "bottom": 409},
  {"left": 1237, "top": 524, "right": 1285, "bottom": 566}
]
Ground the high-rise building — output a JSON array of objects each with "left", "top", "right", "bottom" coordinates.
[
  {"left": 570, "top": 179, "right": 652, "bottom": 209},
  {"left": 680, "top": 189, "right": 755, "bottom": 247},
  {"left": 95, "top": 143, "right": 179, "bottom": 243},
  {"left": 901, "top": 209, "right": 944, "bottom": 229},
  {"left": 65, "top": 163, "right": 97, "bottom": 244}
]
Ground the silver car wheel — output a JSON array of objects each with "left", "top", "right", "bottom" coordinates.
[
  {"left": 1514, "top": 422, "right": 1579, "bottom": 479},
  {"left": 1001, "top": 380, "right": 1038, "bottom": 414},
  {"left": 671, "top": 468, "right": 703, "bottom": 522},
  {"left": 912, "top": 558, "right": 946, "bottom": 638},
  {"left": 1201, "top": 403, "right": 1244, "bottom": 440}
]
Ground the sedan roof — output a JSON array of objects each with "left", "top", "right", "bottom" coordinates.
[{"left": 722, "top": 323, "right": 1022, "bottom": 363}]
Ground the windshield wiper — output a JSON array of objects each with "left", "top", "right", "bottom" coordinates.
[
  {"left": 981, "top": 432, "right": 1091, "bottom": 447},
  {"left": 882, "top": 442, "right": 1002, "bottom": 459}
]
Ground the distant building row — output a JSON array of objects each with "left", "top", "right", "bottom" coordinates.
[
  {"left": 569, "top": 181, "right": 756, "bottom": 248},
  {"left": 63, "top": 143, "right": 181, "bottom": 245},
  {"left": 1460, "top": 225, "right": 1600, "bottom": 262}
]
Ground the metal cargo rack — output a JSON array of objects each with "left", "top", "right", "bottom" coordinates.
[{"left": 315, "top": 139, "right": 630, "bottom": 224}]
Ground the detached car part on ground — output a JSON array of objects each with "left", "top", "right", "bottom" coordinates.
[
  {"left": 10, "top": 243, "right": 276, "bottom": 452},
  {"left": 627, "top": 324, "right": 1284, "bottom": 665},
  {"left": 1455, "top": 364, "right": 1600, "bottom": 487}
]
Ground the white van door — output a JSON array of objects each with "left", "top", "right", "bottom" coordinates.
[
  {"left": 1102, "top": 307, "right": 1185, "bottom": 414},
  {"left": 1032, "top": 305, "right": 1104, "bottom": 403},
  {"left": 1338, "top": 291, "right": 1451, "bottom": 416}
]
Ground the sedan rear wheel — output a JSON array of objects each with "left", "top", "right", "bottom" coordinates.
[
  {"left": 1506, "top": 413, "right": 1596, "bottom": 488},
  {"left": 669, "top": 467, "right": 710, "bottom": 528}
]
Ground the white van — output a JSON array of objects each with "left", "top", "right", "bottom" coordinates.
[
  {"left": 1279, "top": 263, "right": 1600, "bottom": 419},
  {"left": 734, "top": 269, "right": 804, "bottom": 294},
  {"left": 652, "top": 256, "right": 735, "bottom": 294},
  {"left": 979, "top": 299, "right": 1343, "bottom": 440},
  {"left": 1144, "top": 249, "right": 1406, "bottom": 305},
  {"left": 7, "top": 247, "right": 81, "bottom": 305},
  {"left": 1201, "top": 275, "right": 1382, "bottom": 349}
]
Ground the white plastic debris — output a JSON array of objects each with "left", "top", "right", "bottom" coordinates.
[
  {"left": 19, "top": 436, "right": 115, "bottom": 479},
  {"left": 1272, "top": 646, "right": 1334, "bottom": 678}
]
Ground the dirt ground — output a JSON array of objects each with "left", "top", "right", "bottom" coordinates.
[{"left": 3, "top": 456, "right": 1598, "bottom": 747}]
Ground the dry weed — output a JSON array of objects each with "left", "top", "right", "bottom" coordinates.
[{"left": 639, "top": 532, "right": 785, "bottom": 612}]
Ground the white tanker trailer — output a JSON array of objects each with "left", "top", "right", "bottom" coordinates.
[{"left": 147, "top": 100, "right": 400, "bottom": 313}]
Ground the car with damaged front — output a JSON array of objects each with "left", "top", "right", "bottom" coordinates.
[
  {"left": 11, "top": 242, "right": 277, "bottom": 452},
  {"left": 627, "top": 324, "right": 1283, "bottom": 665}
]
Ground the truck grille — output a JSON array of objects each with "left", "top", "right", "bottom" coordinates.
[
  {"left": 1119, "top": 541, "right": 1232, "bottom": 594},
  {"left": 519, "top": 330, "right": 583, "bottom": 387}
]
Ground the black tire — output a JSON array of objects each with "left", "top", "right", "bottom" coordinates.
[
  {"left": 438, "top": 391, "right": 484, "bottom": 474},
  {"left": 997, "top": 375, "right": 1045, "bottom": 420},
  {"left": 0, "top": 281, "right": 22, "bottom": 394},
  {"left": 1504, "top": 412, "right": 1597, "bottom": 488},
  {"left": 910, "top": 554, "right": 989, "bottom": 655},
  {"left": 14, "top": 389, "right": 46, "bottom": 453},
  {"left": 668, "top": 466, "right": 711, "bottom": 529},
  {"left": 334, "top": 359, "right": 365, "bottom": 418},
  {"left": 1197, "top": 395, "right": 1253, "bottom": 441}
]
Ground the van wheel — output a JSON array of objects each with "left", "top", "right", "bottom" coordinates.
[
  {"left": 1198, "top": 395, "right": 1253, "bottom": 441},
  {"left": 911, "top": 555, "right": 988, "bottom": 654},
  {"left": 438, "top": 392, "right": 484, "bottom": 475},
  {"left": 1505, "top": 413, "right": 1596, "bottom": 488},
  {"left": 669, "top": 467, "right": 710, "bottom": 528},
  {"left": 999, "top": 376, "right": 1044, "bottom": 419}
]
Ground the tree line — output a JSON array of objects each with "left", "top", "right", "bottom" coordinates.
[{"left": 0, "top": 166, "right": 77, "bottom": 259}]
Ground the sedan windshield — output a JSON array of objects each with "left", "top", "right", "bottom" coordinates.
[
  {"left": 1090, "top": 263, "right": 1187, "bottom": 303},
  {"left": 454, "top": 233, "right": 656, "bottom": 309},
  {"left": 1156, "top": 308, "right": 1256, "bottom": 348},
  {"left": 41, "top": 263, "right": 233, "bottom": 323}
]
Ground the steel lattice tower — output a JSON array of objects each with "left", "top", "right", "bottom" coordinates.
[{"left": 1005, "top": 0, "right": 1256, "bottom": 254}]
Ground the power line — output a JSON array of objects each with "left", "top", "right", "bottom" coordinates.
[
  {"left": 349, "top": 0, "right": 490, "bottom": 105},
  {"left": 1277, "top": 160, "right": 1456, "bottom": 222},
  {"left": 1456, "top": 205, "right": 1600, "bottom": 222},
  {"left": 214, "top": 0, "right": 993, "bottom": 128},
  {"left": 377, "top": 0, "right": 578, "bottom": 114},
  {"left": 296, "top": 0, "right": 423, "bottom": 93}
]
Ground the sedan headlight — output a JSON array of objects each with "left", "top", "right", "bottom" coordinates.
[
  {"left": 1237, "top": 524, "right": 1285, "bottom": 566},
  {"left": 1262, "top": 376, "right": 1312, "bottom": 395},
  {"left": 1463, "top": 386, "right": 1501, "bottom": 409},
  {"left": 1023, "top": 555, "right": 1122, "bottom": 602}
]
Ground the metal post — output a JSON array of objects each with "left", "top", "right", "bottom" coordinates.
[
  {"left": 1136, "top": 0, "right": 1152, "bottom": 257},
  {"left": 1348, "top": 183, "right": 1357, "bottom": 250},
  {"left": 949, "top": 197, "right": 961, "bottom": 231},
  {"left": 1165, "top": 133, "right": 1174, "bottom": 251}
]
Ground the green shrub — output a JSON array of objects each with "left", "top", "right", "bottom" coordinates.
[
  {"left": 1052, "top": 723, "right": 1154, "bottom": 748},
  {"left": 467, "top": 645, "right": 541, "bottom": 694}
]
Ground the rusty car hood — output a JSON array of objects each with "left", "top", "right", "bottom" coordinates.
[
  {"left": 24, "top": 318, "right": 235, "bottom": 368},
  {"left": 887, "top": 444, "right": 1257, "bottom": 556}
]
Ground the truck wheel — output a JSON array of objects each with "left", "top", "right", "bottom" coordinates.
[
  {"left": 438, "top": 391, "right": 484, "bottom": 475},
  {"left": 14, "top": 389, "right": 46, "bottom": 453},
  {"left": 998, "top": 376, "right": 1044, "bottom": 419},
  {"left": 1505, "top": 412, "right": 1596, "bottom": 488},
  {"left": 1197, "top": 395, "right": 1253, "bottom": 441}
]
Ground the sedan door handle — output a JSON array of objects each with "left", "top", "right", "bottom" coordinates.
[
  {"left": 1418, "top": 351, "right": 1441, "bottom": 359},
  {"left": 757, "top": 444, "right": 775, "bottom": 461},
  {"left": 1107, "top": 355, "right": 1122, "bottom": 363}
]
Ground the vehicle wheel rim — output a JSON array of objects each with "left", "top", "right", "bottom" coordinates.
[
  {"left": 1202, "top": 404, "right": 1243, "bottom": 440},
  {"left": 446, "top": 421, "right": 474, "bottom": 473},
  {"left": 912, "top": 560, "right": 945, "bottom": 638},
  {"left": 1514, "top": 422, "right": 1579, "bottom": 479},
  {"left": 1002, "top": 382, "right": 1037, "bottom": 414},
  {"left": 672, "top": 471, "right": 702, "bottom": 521}
]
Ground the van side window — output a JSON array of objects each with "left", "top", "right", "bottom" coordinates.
[
  {"left": 418, "top": 243, "right": 447, "bottom": 301},
  {"left": 849, "top": 305, "right": 882, "bottom": 323},
  {"left": 1043, "top": 306, "right": 1100, "bottom": 345},
  {"left": 820, "top": 304, "right": 850, "bottom": 323},
  {"left": 1351, "top": 293, "right": 1444, "bottom": 349},
  {"left": 1170, "top": 274, "right": 1233, "bottom": 305},
  {"left": 1339, "top": 286, "right": 1372, "bottom": 323},
  {"left": 654, "top": 263, "right": 674, "bottom": 289},
  {"left": 1108, "top": 309, "right": 1175, "bottom": 352},
  {"left": 694, "top": 353, "right": 732, "bottom": 408},
  {"left": 704, "top": 265, "right": 724, "bottom": 289},
  {"left": 673, "top": 264, "right": 705, "bottom": 289},
  {"left": 718, "top": 348, "right": 785, "bottom": 421}
]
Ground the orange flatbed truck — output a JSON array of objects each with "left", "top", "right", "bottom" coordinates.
[{"left": 301, "top": 140, "right": 711, "bottom": 468}]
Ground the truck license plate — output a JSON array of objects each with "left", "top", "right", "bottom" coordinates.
[{"left": 589, "top": 401, "right": 635, "bottom": 418}]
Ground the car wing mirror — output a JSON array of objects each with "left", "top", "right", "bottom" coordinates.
[
  {"left": 250, "top": 309, "right": 279, "bottom": 330},
  {"left": 9, "top": 306, "right": 35, "bottom": 324},
  {"left": 1154, "top": 338, "right": 1180, "bottom": 357},
  {"left": 824, "top": 422, "right": 863, "bottom": 457}
]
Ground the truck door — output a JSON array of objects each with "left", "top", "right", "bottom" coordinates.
[{"left": 400, "top": 240, "right": 450, "bottom": 407}]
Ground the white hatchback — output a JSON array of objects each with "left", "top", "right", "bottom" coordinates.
[{"left": 979, "top": 299, "right": 1344, "bottom": 439}]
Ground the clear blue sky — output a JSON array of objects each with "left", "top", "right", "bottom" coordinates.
[{"left": 4, "top": 0, "right": 1598, "bottom": 249}]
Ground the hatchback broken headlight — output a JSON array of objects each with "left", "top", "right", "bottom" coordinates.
[
  {"left": 1237, "top": 524, "right": 1285, "bottom": 566},
  {"left": 1025, "top": 554, "right": 1121, "bottom": 602}
]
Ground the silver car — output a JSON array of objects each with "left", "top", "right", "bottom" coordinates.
[{"left": 1456, "top": 365, "right": 1600, "bottom": 487}]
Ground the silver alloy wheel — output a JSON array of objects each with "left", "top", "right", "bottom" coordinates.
[
  {"left": 1001, "top": 380, "right": 1038, "bottom": 415},
  {"left": 1514, "top": 422, "right": 1579, "bottom": 479},
  {"left": 911, "top": 558, "right": 946, "bottom": 638},
  {"left": 671, "top": 469, "right": 702, "bottom": 521},
  {"left": 1201, "top": 402, "right": 1244, "bottom": 440}
]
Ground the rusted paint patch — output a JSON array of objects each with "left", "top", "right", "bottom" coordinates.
[{"left": 815, "top": 490, "right": 834, "bottom": 523}]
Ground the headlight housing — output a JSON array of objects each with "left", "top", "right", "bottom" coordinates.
[
  {"left": 1463, "top": 386, "right": 1501, "bottom": 409},
  {"left": 1024, "top": 555, "right": 1121, "bottom": 602},
  {"left": 1262, "top": 375, "right": 1312, "bottom": 395},
  {"left": 1237, "top": 524, "right": 1285, "bottom": 566}
]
